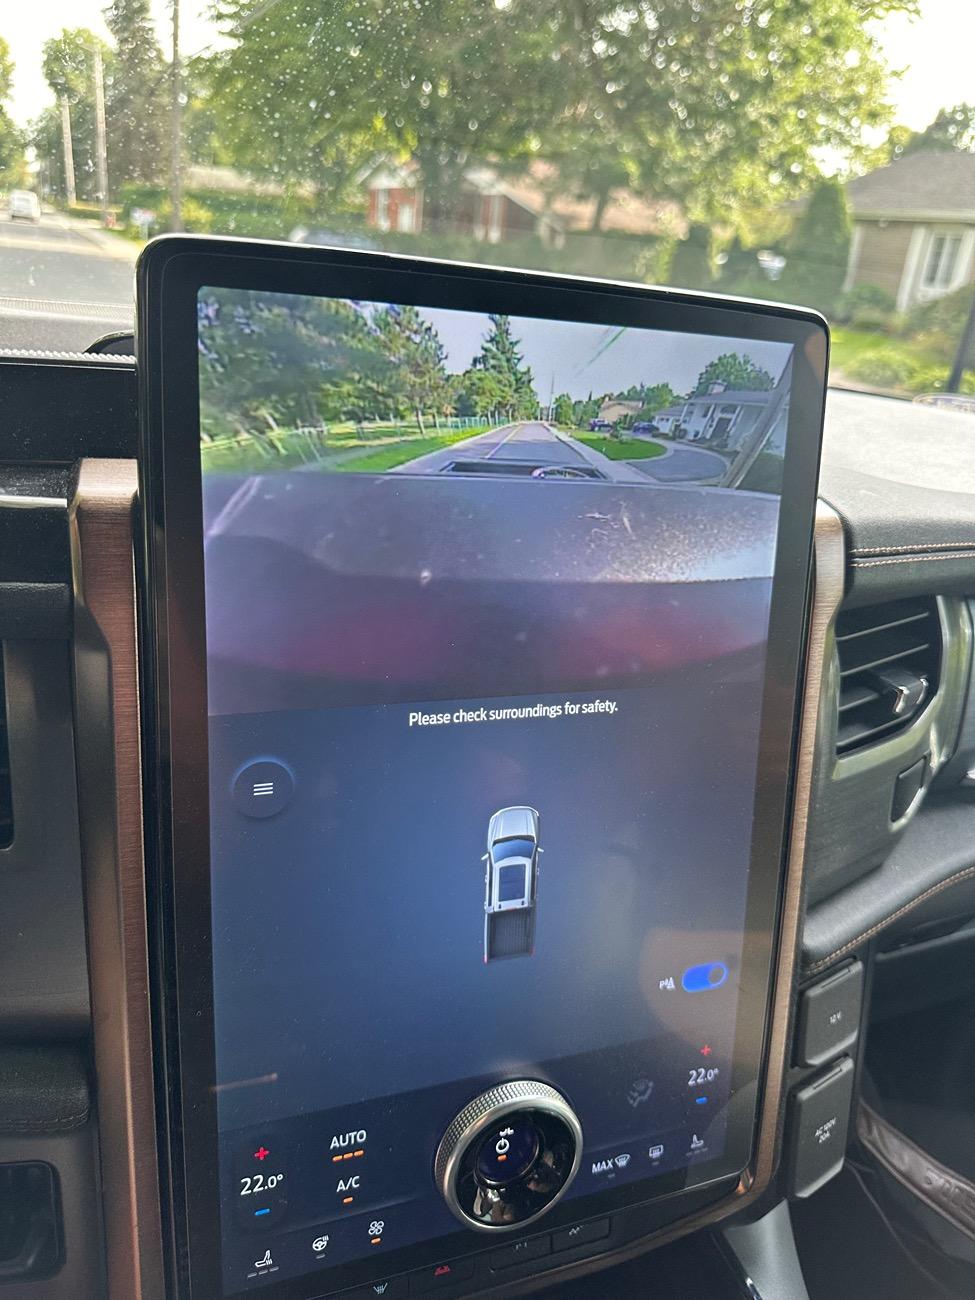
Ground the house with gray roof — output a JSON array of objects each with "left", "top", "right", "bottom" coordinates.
[
  {"left": 656, "top": 387, "right": 777, "bottom": 450},
  {"left": 651, "top": 361, "right": 792, "bottom": 461},
  {"left": 842, "top": 150, "right": 975, "bottom": 312}
]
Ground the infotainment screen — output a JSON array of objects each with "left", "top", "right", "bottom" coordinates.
[{"left": 138, "top": 240, "right": 827, "bottom": 1300}]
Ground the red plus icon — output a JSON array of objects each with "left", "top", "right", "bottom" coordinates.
[
  {"left": 254, "top": 1146, "right": 270, "bottom": 1162},
  {"left": 700, "top": 1045, "right": 713, "bottom": 1057}
]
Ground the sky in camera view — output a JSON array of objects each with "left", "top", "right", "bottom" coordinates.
[{"left": 416, "top": 307, "right": 792, "bottom": 398}]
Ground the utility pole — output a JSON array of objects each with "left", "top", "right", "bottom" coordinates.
[
  {"left": 947, "top": 291, "right": 975, "bottom": 394},
  {"left": 59, "top": 96, "right": 77, "bottom": 208},
  {"left": 170, "top": 0, "right": 184, "bottom": 232},
  {"left": 92, "top": 46, "right": 110, "bottom": 226}
]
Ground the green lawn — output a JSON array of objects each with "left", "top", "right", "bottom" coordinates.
[
  {"left": 326, "top": 421, "right": 462, "bottom": 447},
  {"left": 575, "top": 434, "right": 667, "bottom": 461},
  {"left": 201, "top": 423, "right": 488, "bottom": 473},
  {"left": 331, "top": 429, "right": 483, "bottom": 473}
]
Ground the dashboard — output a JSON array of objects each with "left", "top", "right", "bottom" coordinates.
[{"left": 2, "top": 321, "right": 975, "bottom": 1300}]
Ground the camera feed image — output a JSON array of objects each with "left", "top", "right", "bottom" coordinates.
[
  {"left": 199, "top": 289, "right": 791, "bottom": 493},
  {"left": 199, "top": 288, "right": 797, "bottom": 1286}
]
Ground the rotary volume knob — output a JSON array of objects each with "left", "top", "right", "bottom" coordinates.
[{"left": 434, "top": 1081, "right": 583, "bottom": 1233}]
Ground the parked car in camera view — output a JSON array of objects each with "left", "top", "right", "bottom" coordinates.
[
  {"left": 483, "top": 806, "right": 541, "bottom": 962},
  {"left": 588, "top": 418, "right": 613, "bottom": 432}
]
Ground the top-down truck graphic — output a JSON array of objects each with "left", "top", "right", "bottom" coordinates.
[{"left": 483, "top": 806, "right": 541, "bottom": 962}]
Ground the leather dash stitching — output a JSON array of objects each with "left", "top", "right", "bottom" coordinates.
[
  {"left": 850, "top": 552, "right": 975, "bottom": 568},
  {"left": 850, "top": 542, "right": 975, "bottom": 556},
  {"left": 806, "top": 864, "right": 975, "bottom": 974}
]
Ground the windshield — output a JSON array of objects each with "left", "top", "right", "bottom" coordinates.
[
  {"left": 0, "top": 1, "right": 973, "bottom": 405},
  {"left": 494, "top": 839, "right": 536, "bottom": 862}
]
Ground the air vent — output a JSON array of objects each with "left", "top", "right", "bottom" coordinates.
[
  {"left": 0, "top": 647, "right": 11, "bottom": 848},
  {"left": 835, "top": 597, "right": 941, "bottom": 755}
]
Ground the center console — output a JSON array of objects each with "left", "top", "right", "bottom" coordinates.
[{"left": 134, "top": 238, "right": 831, "bottom": 1300}]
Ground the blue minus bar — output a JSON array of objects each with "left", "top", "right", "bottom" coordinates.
[
  {"left": 254, "top": 1208, "right": 271, "bottom": 1216},
  {"left": 695, "top": 1097, "right": 708, "bottom": 1105}
]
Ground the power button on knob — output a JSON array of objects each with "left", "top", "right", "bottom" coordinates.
[
  {"left": 435, "top": 1081, "right": 582, "bottom": 1233},
  {"left": 475, "top": 1116, "right": 539, "bottom": 1186}
]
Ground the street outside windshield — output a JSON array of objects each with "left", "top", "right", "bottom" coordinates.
[{"left": 0, "top": 0, "right": 973, "bottom": 412}]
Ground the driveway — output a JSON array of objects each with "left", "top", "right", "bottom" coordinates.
[{"left": 630, "top": 437, "right": 730, "bottom": 484}]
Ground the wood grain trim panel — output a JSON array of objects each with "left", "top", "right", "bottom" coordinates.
[
  {"left": 69, "top": 458, "right": 165, "bottom": 1300},
  {"left": 744, "top": 499, "right": 845, "bottom": 1199}
]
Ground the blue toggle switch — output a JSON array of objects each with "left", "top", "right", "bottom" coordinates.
[{"left": 682, "top": 961, "right": 729, "bottom": 992}]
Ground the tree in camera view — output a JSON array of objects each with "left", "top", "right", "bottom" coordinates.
[
  {"left": 458, "top": 315, "right": 538, "bottom": 421},
  {"left": 199, "top": 295, "right": 547, "bottom": 463},
  {"left": 693, "top": 355, "right": 775, "bottom": 397}
]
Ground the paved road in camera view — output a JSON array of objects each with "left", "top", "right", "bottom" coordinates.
[
  {"left": 393, "top": 418, "right": 606, "bottom": 475},
  {"left": 394, "top": 417, "right": 728, "bottom": 483}
]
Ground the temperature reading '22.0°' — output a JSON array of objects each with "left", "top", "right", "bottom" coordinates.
[
  {"left": 688, "top": 1067, "right": 720, "bottom": 1086},
  {"left": 240, "top": 1173, "right": 285, "bottom": 1196}
]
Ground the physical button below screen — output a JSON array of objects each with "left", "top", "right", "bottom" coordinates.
[
  {"left": 411, "top": 1256, "right": 476, "bottom": 1292},
  {"left": 345, "top": 1277, "right": 409, "bottom": 1299},
  {"left": 488, "top": 1235, "right": 551, "bottom": 1270},
  {"left": 551, "top": 1218, "right": 611, "bottom": 1253}
]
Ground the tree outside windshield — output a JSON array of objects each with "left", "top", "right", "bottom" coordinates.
[{"left": 0, "top": 0, "right": 973, "bottom": 404}]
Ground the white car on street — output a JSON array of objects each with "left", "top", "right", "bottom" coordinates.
[{"left": 8, "top": 191, "right": 41, "bottom": 223}]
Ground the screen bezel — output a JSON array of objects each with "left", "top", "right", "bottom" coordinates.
[{"left": 137, "top": 236, "right": 828, "bottom": 1300}]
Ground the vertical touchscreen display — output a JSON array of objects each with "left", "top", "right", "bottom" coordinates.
[{"left": 195, "top": 288, "right": 796, "bottom": 1293}]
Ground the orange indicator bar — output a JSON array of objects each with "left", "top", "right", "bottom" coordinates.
[{"left": 342, "top": 1196, "right": 354, "bottom": 1204}]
